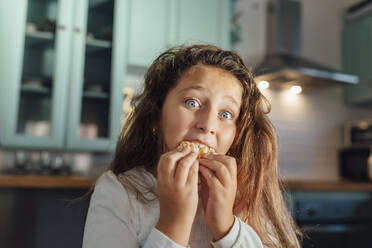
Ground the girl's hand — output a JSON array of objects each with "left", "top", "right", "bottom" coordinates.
[
  {"left": 198, "top": 154, "right": 237, "bottom": 241},
  {"left": 155, "top": 147, "right": 199, "bottom": 246}
]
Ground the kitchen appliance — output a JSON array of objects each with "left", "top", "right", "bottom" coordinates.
[
  {"left": 344, "top": 119, "right": 372, "bottom": 147},
  {"left": 339, "top": 147, "right": 372, "bottom": 181},
  {"left": 339, "top": 119, "right": 372, "bottom": 181},
  {"left": 254, "top": 0, "right": 359, "bottom": 91}
]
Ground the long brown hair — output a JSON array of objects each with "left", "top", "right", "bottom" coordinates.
[{"left": 110, "top": 44, "right": 302, "bottom": 247}]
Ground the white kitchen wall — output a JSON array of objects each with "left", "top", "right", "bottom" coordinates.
[{"left": 262, "top": 86, "right": 372, "bottom": 180}]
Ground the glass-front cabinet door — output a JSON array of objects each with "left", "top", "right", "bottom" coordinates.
[
  {"left": 66, "top": 0, "right": 128, "bottom": 151},
  {"left": 0, "top": 0, "right": 128, "bottom": 151},
  {"left": 0, "top": 0, "right": 73, "bottom": 149}
]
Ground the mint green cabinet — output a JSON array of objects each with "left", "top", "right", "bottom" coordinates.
[
  {"left": 0, "top": 0, "right": 129, "bottom": 151},
  {"left": 127, "top": 0, "right": 231, "bottom": 67},
  {"left": 65, "top": 0, "right": 129, "bottom": 151},
  {"left": 343, "top": 16, "right": 372, "bottom": 105},
  {"left": 128, "top": 0, "right": 172, "bottom": 67},
  {"left": 0, "top": 0, "right": 74, "bottom": 149},
  {"left": 177, "top": 0, "right": 231, "bottom": 49}
]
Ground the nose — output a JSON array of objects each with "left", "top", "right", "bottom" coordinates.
[{"left": 195, "top": 107, "right": 217, "bottom": 135}]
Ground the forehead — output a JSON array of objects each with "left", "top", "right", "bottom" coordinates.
[{"left": 175, "top": 65, "right": 243, "bottom": 99}]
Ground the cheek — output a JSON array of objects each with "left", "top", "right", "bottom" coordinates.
[
  {"left": 161, "top": 107, "right": 193, "bottom": 148},
  {"left": 219, "top": 125, "right": 237, "bottom": 153}
]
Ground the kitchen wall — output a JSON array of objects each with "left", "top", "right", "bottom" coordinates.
[
  {"left": 262, "top": 86, "right": 372, "bottom": 180},
  {"left": 235, "top": 0, "right": 372, "bottom": 180}
]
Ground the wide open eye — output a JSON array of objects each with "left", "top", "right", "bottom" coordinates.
[
  {"left": 220, "top": 111, "right": 233, "bottom": 120},
  {"left": 185, "top": 99, "right": 200, "bottom": 108}
]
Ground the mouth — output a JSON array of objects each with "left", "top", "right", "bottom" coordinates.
[{"left": 179, "top": 140, "right": 216, "bottom": 158}]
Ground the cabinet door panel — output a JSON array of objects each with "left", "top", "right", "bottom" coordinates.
[
  {"left": 343, "top": 17, "right": 372, "bottom": 105},
  {"left": 177, "top": 0, "right": 231, "bottom": 49},
  {"left": 0, "top": 0, "right": 73, "bottom": 149},
  {"left": 66, "top": 0, "right": 128, "bottom": 151},
  {"left": 128, "top": 0, "right": 171, "bottom": 66}
]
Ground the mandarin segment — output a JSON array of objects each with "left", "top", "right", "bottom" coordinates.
[{"left": 178, "top": 141, "right": 215, "bottom": 158}]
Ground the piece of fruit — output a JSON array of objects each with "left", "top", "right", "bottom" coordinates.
[{"left": 179, "top": 141, "right": 215, "bottom": 158}]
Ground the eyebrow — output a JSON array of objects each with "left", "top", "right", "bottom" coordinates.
[{"left": 178, "top": 85, "right": 241, "bottom": 109}]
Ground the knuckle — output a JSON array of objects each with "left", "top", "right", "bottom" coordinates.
[
  {"left": 159, "top": 153, "right": 167, "bottom": 163},
  {"left": 163, "top": 155, "right": 174, "bottom": 164},
  {"left": 212, "top": 178, "right": 220, "bottom": 188},
  {"left": 215, "top": 161, "right": 226, "bottom": 171},
  {"left": 178, "top": 159, "right": 188, "bottom": 169},
  {"left": 227, "top": 156, "right": 236, "bottom": 165}
]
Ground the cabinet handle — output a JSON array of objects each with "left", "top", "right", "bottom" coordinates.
[
  {"left": 73, "top": 27, "right": 81, "bottom": 33},
  {"left": 58, "top": 25, "right": 66, "bottom": 30}
]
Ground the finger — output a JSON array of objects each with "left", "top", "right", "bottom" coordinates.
[
  {"left": 203, "top": 154, "right": 237, "bottom": 177},
  {"left": 174, "top": 151, "right": 198, "bottom": 185},
  {"left": 157, "top": 147, "right": 191, "bottom": 181},
  {"left": 199, "top": 166, "right": 222, "bottom": 189},
  {"left": 186, "top": 160, "right": 199, "bottom": 186},
  {"left": 199, "top": 158, "right": 229, "bottom": 186}
]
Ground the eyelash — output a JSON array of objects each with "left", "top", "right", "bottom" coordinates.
[{"left": 184, "top": 98, "right": 235, "bottom": 120}]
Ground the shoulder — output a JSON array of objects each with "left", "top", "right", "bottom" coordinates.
[
  {"left": 91, "top": 168, "right": 159, "bottom": 244},
  {"left": 91, "top": 167, "right": 158, "bottom": 221},
  {"left": 91, "top": 170, "right": 135, "bottom": 214}
]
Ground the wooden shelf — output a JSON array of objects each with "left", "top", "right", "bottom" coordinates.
[{"left": 0, "top": 175, "right": 97, "bottom": 188}]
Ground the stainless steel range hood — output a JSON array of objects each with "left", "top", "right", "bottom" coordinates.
[{"left": 253, "top": 0, "right": 359, "bottom": 91}]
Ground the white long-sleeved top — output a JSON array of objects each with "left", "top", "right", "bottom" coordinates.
[{"left": 83, "top": 167, "right": 265, "bottom": 248}]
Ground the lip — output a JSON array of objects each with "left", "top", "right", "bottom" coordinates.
[{"left": 185, "top": 139, "right": 214, "bottom": 150}]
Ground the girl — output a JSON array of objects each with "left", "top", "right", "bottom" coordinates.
[{"left": 83, "top": 44, "right": 302, "bottom": 248}]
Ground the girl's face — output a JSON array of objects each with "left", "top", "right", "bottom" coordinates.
[{"left": 160, "top": 65, "right": 243, "bottom": 154}]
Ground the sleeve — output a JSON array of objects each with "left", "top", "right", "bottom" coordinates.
[
  {"left": 210, "top": 217, "right": 265, "bottom": 248},
  {"left": 143, "top": 228, "right": 188, "bottom": 248},
  {"left": 82, "top": 171, "right": 189, "bottom": 248},
  {"left": 82, "top": 172, "right": 139, "bottom": 248}
]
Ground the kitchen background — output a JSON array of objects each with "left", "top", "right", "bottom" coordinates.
[
  {"left": 237, "top": 0, "right": 372, "bottom": 181},
  {"left": 1, "top": 0, "right": 372, "bottom": 247}
]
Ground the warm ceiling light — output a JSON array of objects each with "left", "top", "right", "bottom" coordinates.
[
  {"left": 290, "top": 85, "right": 302, "bottom": 94},
  {"left": 258, "top": 81, "right": 270, "bottom": 90}
]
